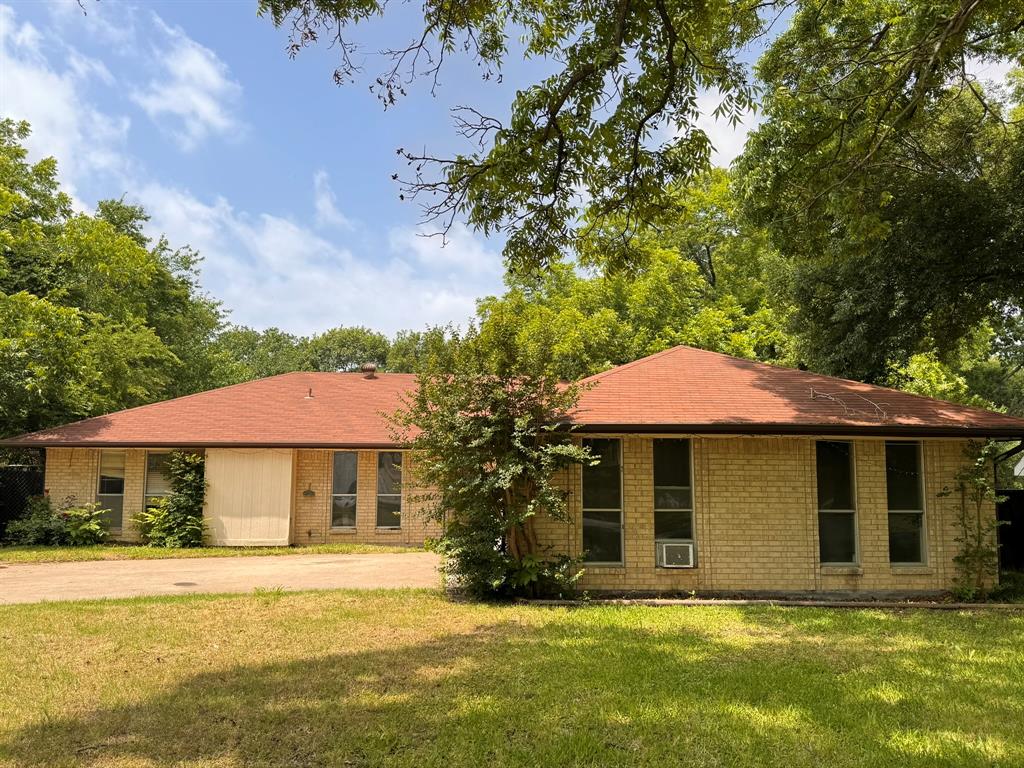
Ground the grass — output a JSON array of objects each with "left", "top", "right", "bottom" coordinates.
[
  {"left": 0, "top": 591, "right": 1021, "bottom": 767},
  {"left": 0, "top": 542, "right": 423, "bottom": 563}
]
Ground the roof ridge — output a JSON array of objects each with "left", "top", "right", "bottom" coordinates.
[
  {"left": 579, "top": 345, "right": 689, "bottom": 384},
  {"left": 3, "top": 371, "right": 311, "bottom": 442}
]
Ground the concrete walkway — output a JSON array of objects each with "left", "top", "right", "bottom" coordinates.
[{"left": 0, "top": 552, "right": 441, "bottom": 605}]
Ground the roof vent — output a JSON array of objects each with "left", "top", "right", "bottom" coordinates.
[{"left": 360, "top": 362, "right": 378, "bottom": 378}]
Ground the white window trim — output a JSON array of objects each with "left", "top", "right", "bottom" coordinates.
[
  {"left": 582, "top": 437, "right": 625, "bottom": 566},
  {"left": 816, "top": 440, "right": 860, "bottom": 567},
  {"left": 330, "top": 451, "right": 359, "bottom": 530},
  {"left": 885, "top": 441, "right": 928, "bottom": 566},
  {"left": 653, "top": 438, "right": 696, "bottom": 568},
  {"left": 96, "top": 449, "right": 126, "bottom": 531},
  {"left": 375, "top": 451, "right": 403, "bottom": 530}
]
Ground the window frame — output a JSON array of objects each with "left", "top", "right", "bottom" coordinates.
[
  {"left": 815, "top": 440, "right": 860, "bottom": 567},
  {"left": 885, "top": 440, "right": 927, "bottom": 566},
  {"left": 652, "top": 438, "right": 696, "bottom": 568},
  {"left": 95, "top": 449, "right": 126, "bottom": 531},
  {"left": 581, "top": 437, "right": 625, "bottom": 566},
  {"left": 375, "top": 451, "right": 403, "bottom": 530},
  {"left": 143, "top": 451, "right": 173, "bottom": 512},
  {"left": 330, "top": 451, "right": 359, "bottom": 530}
]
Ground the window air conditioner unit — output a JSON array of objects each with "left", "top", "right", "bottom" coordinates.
[{"left": 657, "top": 541, "right": 694, "bottom": 568}]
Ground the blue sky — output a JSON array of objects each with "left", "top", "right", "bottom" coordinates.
[{"left": 0, "top": 0, "right": 764, "bottom": 335}]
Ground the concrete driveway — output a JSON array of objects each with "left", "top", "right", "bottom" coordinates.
[{"left": 0, "top": 552, "right": 441, "bottom": 605}]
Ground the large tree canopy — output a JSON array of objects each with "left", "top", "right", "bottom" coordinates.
[{"left": 258, "top": 0, "right": 1024, "bottom": 272}]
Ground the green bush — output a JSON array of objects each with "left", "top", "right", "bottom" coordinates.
[
  {"left": 134, "top": 451, "right": 206, "bottom": 548},
  {"left": 62, "top": 503, "right": 109, "bottom": 546},
  {"left": 4, "top": 496, "right": 109, "bottom": 546},
  {"left": 4, "top": 496, "right": 68, "bottom": 545}
]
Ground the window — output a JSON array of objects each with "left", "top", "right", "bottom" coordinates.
[
  {"left": 816, "top": 441, "right": 857, "bottom": 564},
  {"left": 582, "top": 438, "right": 622, "bottom": 564},
  {"left": 376, "top": 452, "right": 402, "bottom": 528},
  {"left": 653, "top": 440, "right": 694, "bottom": 565},
  {"left": 144, "top": 452, "right": 172, "bottom": 511},
  {"left": 331, "top": 451, "right": 358, "bottom": 528},
  {"left": 96, "top": 450, "right": 125, "bottom": 529},
  {"left": 886, "top": 442, "right": 925, "bottom": 564}
]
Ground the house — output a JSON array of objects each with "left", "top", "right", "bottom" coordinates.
[{"left": 4, "top": 346, "right": 1023, "bottom": 595}]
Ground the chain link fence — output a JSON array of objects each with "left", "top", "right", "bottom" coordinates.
[{"left": 0, "top": 462, "right": 45, "bottom": 533}]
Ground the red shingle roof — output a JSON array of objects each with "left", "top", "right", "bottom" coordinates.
[
  {"left": 2, "top": 372, "right": 416, "bottom": 448},
  {"left": 571, "top": 346, "right": 1024, "bottom": 437},
  {"left": 4, "top": 346, "right": 1024, "bottom": 447}
]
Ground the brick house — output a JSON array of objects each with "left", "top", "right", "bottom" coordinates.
[{"left": 5, "top": 346, "right": 1023, "bottom": 594}]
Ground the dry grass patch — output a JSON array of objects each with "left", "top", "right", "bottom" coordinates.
[{"left": 0, "top": 591, "right": 1022, "bottom": 767}]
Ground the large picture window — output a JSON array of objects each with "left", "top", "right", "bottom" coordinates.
[
  {"left": 331, "top": 451, "right": 358, "bottom": 528},
  {"left": 886, "top": 442, "right": 925, "bottom": 564},
  {"left": 653, "top": 440, "right": 693, "bottom": 565},
  {"left": 144, "top": 452, "right": 172, "bottom": 511},
  {"left": 816, "top": 441, "right": 857, "bottom": 565},
  {"left": 96, "top": 450, "right": 126, "bottom": 529},
  {"left": 582, "top": 438, "right": 622, "bottom": 564},
  {"left": 376, "top": 452, "right": 402, "bottom": 528}
]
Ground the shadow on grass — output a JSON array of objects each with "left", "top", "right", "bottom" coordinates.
[{"left": 3, "top": 610, "right": 1022, "bottom": 767}]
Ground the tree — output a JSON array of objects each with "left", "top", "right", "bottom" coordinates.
[
  {"left": 258, "top": 0, "right": 1023, "bottom": 272},
  {"left": 386, "top": 327, "right": 452, "bottom": 373},
  {"left": 393, "top": 312, "right": 590, "bottom": 598},
  {"left": 300, "top": 326, "right": 389, "bottom": 372},
  {"left": 0, "top": 120, "right": 232, "bottom": 435},
  {"left": 475, "top": 170, "right": 795, "bottom": 380},
  {"left": 210, "top": 326, "right": 305, "bottom": 381}
]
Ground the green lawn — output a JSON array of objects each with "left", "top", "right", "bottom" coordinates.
[
  {"left": 0, "top": 591, "right": 1021, "bottom": 767},
  {"left": 0, "top": 542, "right": 423, "bottom": 563}
]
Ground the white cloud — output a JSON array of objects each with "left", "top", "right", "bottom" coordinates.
[
  {"left": 47, "top": 0, "right": 139, "bottom": 53},
  {"left": 313, "top": 170, "right": 354, "bottom": 230},
  {"left": 691, "top": 89, "right": 761, "bottom": 167},
  {"left": 136, "top": 183, "right": 503, "bottom": 335},
  {"left": 0, "top": 4, "right": 131, "bottom": 203},
  {"left": 965, "top": 56, "right": 1016, "bottom": 87},
  {"left": 131, "top": 16, "right": 242, "bottom": 151},
  {"left": 658, "top": 88, "right": 761, "bottom": 167}
]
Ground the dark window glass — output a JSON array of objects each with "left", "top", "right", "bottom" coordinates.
[
  {"left": 886, "top": 442, "right": 922, "bottom": 510},
  {"left": 582, "top": 511, "right": 623, "bottom": 563},
  {"left": 332, "top": 496, "right": 357, "bottom": 528},
  {"left": 655, "top": 510, "right": 693, "bottom": 541},
  {"left": 582, "top": 439, "right": 621, "bottom": 510},
  {"left": 376, "top": 452, "right": 402, "bottom": 527},
  {"left": 816, "top": 441, "right": 854, "bottom": 510},
  {"left": 332, "top": 452, "right": 358, "bottom": 495},
  {"left": 888, "top": 512, "right": 924, "bottom": 563},
  {"left": 97, "top": 451, "right": 125, "bottom": 529},
  {"left": 818, "top": 512, "right": 856, "bottom": 564},
  {"left": 582, "top": 439, "right": 622, "bottom": 562}
]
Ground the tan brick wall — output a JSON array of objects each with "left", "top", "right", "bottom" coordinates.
[
  {"left": 534, "top": 435, "right": 994, "bottom": 594},
  {"left": 44, "top": 447, "right": 147, "bottom": 542},
  {"left": 291, "top": 449, "right": 440, "bottom": 546}
]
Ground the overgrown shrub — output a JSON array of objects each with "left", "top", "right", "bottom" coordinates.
[
  {"left": 4, "top": 496, "right": 67, "bottom": 545},
  {"left": 940, "top": 441, "right": 1005, "bottom": 601},
  {"left": 393, "top": 318, "right": 591, "bottom": 599},
  {"left": 62, "top": 503, "right": 110, "bottom": 546},
  {"left": 134, "top": 451, "right": 206, "bottom": 548},
  {"left": 4, "top": 496, "right": 108, "bottom": 546}
]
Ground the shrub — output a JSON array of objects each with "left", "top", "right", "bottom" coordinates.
[
  {"left": 134, "top": 451, "right": 206, "bottom": 548},
  {"left": 62, "top": 503, "right": 109, "bottom": 546},
  {"left": 393, "top": 319, "right": 591, "bottom": 599},
  {"left": 4, "top": 496, "right": 109, "bottom": 546},
  {"left": 4, "top": 496, "right": 67, "bottom": 545}
]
